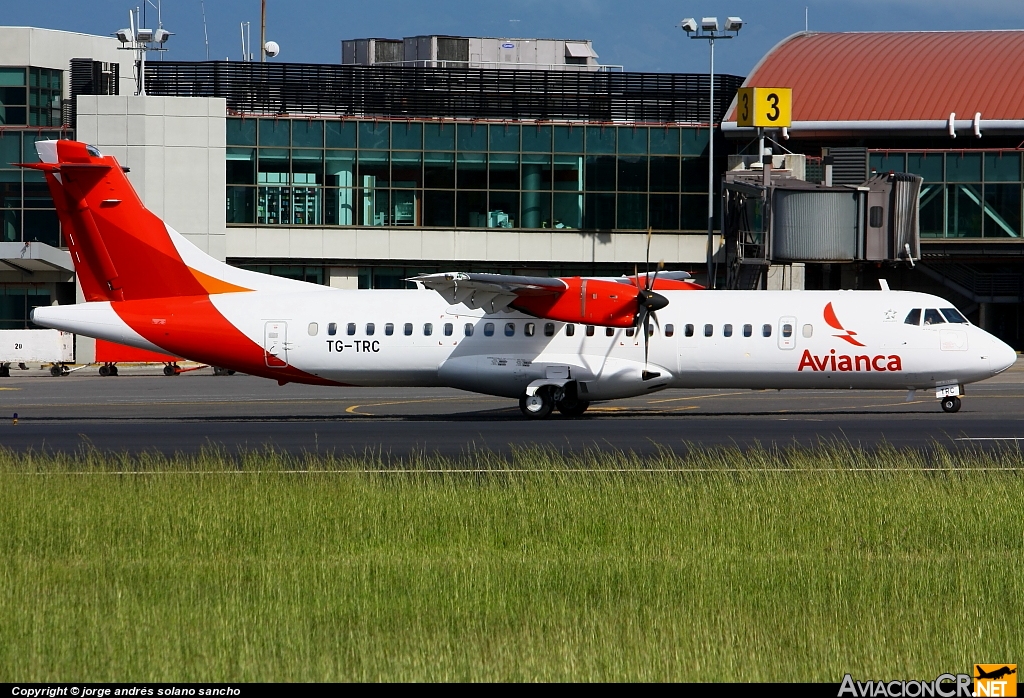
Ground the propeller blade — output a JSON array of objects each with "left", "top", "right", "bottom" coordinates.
[{"left": 645, "top": 227, "right": 653, "bottom": 289}]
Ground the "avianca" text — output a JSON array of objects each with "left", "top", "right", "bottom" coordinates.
[{"left": 797, "top": 349, "right": 903, "bottom": 372}]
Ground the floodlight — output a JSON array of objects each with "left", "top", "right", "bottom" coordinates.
[
  {"left": 725, "top": 17, "right": 743, "bottom": 32},
  {"left": 116, "top": 28, "right": 133, "bottom": 43},
  {"left": 681, "top": 18, "right": 697, "bottom": 33},
  {"left": 135, "top": 28, "right": 154, "bottom": 42},
  {"left": 701, "top": 17, "right": 719, "bottom": 32},
  {"left": 152, "top": 28, "right": 170, "bottom": 44}
]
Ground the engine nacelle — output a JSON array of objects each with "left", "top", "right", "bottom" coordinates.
[{"left": 510, "top": 278, "right": 642, "bottom": 328}]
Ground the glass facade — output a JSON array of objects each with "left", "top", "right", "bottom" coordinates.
[
  {"left": 0, "top": 67, "right": 62, "bottom": 127},
  {"left": 227, "top": 118, "right": 712, "bottom": 231},
  {"left": 0, "top": 129, "right": 65, "bottom": 246},
  {"left": 870, "top": 150, "right": 1024, "bottom": 239}
]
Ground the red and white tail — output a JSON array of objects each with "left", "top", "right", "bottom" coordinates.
[{"left": 25, "top": 140, "right": 303, "bottom": 301}]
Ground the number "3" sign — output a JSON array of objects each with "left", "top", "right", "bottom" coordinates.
[{"left": 735, "top": 87, "right": 792, "bottom": 128}]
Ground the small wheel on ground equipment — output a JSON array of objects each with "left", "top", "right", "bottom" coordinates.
[
  {"left": 50, "top": 365, "right": 61, "bottom": 377},
  {"left": 520, "top": 387, "right": 555, "bottom": 419},
  {"left": 941, "top": 396, "right": 961, "bottom": 413}
]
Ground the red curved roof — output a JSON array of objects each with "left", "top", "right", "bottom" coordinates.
[{"left": 728, "top": 31, "right": 1024, "bottom": 122}]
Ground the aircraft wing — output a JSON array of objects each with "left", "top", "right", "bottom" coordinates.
[{"left": 411, "top": 272, "right": 568, "bottom": 313}]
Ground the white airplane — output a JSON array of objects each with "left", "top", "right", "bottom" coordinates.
[{"left": 23, "top": 140, "right": 1016, "bottom": 417}]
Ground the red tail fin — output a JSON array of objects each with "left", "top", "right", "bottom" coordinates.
[{"left": 28, "top": 140, "right": 209, "bottom": 301}]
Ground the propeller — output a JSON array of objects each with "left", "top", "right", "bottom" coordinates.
[{"left": 636, "top": 227, "right": 668, "bottom": 381}]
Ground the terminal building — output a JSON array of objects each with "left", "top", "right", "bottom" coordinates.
[{"left": 2, "top": 25, "right": 1024, "bottom": 356}]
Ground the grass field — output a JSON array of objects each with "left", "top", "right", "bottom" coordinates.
[{"left": 1, "top": 444, "right": 1021, "bottom": 682}]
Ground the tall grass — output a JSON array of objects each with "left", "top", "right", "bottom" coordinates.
[{"left": 0, "top": 444, "right": 1021, "bottom": 682}]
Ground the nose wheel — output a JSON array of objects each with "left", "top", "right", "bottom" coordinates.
[{"left": 941, "top": 396, "right": 962, "bottom": 413}]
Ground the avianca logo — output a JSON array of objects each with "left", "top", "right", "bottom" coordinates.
[
  {"left": 824, "top": 302, "right": 866, "bottom": 346},
  {"left": 798, "top": 348, "right": 903, "bottom": 372},
  {"left": 799, "top": 303, "right": 903, "bottom": 372}
]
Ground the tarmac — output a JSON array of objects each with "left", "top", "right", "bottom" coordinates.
[{"left": 1, "top": 361, "right": 1023, "bottom": 456}]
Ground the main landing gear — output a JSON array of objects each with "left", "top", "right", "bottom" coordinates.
[
  {"left": 941, "top": 396, "right": 962, "bottom": 413},
  {"left": 519, "top": 384, "right": 590, "bottom": 420},
  {"left": 98, "top": 363, "right": 119, "bottom": 377}
]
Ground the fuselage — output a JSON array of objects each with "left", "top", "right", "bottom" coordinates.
[{"left": 34, "top": 287, "right": 1017, "bottom": 402}]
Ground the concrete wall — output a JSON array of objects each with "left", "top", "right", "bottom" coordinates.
[
  {"left": 75, "top": 95, "right": 227, "bottom": 260},
  {"left": 0, "top": 26, "right": 136, "bottom": 97},
  {"left": 226, "top": 227, "right": 713, "bottom": 265}
]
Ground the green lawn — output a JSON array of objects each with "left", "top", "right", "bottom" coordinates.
[{"left": 1, "top": 445, "right": 1020, "bottom": 681}]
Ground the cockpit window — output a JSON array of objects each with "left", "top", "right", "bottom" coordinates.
[
  {"left": 922, "top": 309, "right": 945, "bottom": 326},
  {"left": 86, "top": 144, "right": 102, "bottom": 158},
  {"left": 904, "top": 309, "right": 921, "bottom": 325},
  {"left": 941, "top": 308, "right": 968, "bottom": 324}
]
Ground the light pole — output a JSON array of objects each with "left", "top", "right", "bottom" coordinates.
[{"left": 682, "top": 16, "right": 742, "bottom": 289}]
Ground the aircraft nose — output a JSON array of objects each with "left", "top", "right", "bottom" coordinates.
[{"left": 991, "top": 336, "right": 1017, "bottom": 375}]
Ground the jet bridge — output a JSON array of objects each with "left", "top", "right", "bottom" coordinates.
[{"left": 722, "top": 164, "right": 922, "bottom": 289}]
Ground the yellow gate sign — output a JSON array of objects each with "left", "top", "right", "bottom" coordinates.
[{"left": 736, "top": 87, "right": 792, "bottom": 127}]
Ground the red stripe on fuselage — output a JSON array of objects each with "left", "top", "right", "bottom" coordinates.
[{"left": 110, "top": 295, "right": 343, "bottom": 386}]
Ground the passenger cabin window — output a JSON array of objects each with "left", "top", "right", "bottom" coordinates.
[
  {"left": 444, "top": 323, "right": 453, "bottom": 336},
  {"left": 505, "top": 322, "right": 516, "bottom": 337},
  {"left": 762, "top": 324, "right": 772, "bottom": 337},
  {"left": 484, "top": 322, "right": 495, "bottom": 336},
  {"left": 743, "top": 324, "right": 752, "bottom": 337},
  {"left": 328, "top": 322, "right": 337, "bottom": 336},
  {"left": 647, "top": 325, "right": 654, "bottom": 337},
  {"left": 684, "top": 324, "right": 694, "bottom": 337},
  {"left": 704, "top": 324, "right": 713, "bottom": 337},
  {"left": 782, "top": 323, "right": 794, "bottom": 338},
  {"left": 664, "top": 324, "right": 674, "bottom": 337},
  {"left": 606, "top": 327, "right": 614, "bottom": 337},
  {"left": 385, "top": 323, "right": 394, "bottom": 336},
  {"left": 723, "top": 324, "right": 733, "bottom": 337},
  {"left": 586, "top": 326, "right": 595, "bottom": 337},
  {"left": 347, "top": 322, "right": 356, "bottom": 336},
  {"left": 366, "top": 323, "right": 375, "bottom": 336},
  {"left": 941, "top": 308, "right": 968, "bottom": 324},
  {"left": 625, "top": 328, "right": 635, "bottom": 337},
  {"left": 525, "top": 322, "right": 535, "bottom": 337},
  {"left": 802, "top": 324, "right": 813, "bottom": 338},
  {"left": 404, "top": 323, "right": 413, "bottom": 336},
  {"left": 464, "top": 323, "right": 474, "bottom": 337},
  {"left": 923, "top": 309, "right": 945, "bottom": 325},
  {"left": 424, "top": 323, "right": 433, "bottom": 336},
  {"left": 904, "top": 309, "right": 921, "bottom": 325},
  {"left": 544, "top": 323, "right": 555, "bottom": 337},
  {"left": 566, "top": 324, "right": 575, "bottom": 337},
  {"left": 308, "top": 322, "right": 318, "bottom": 336}
]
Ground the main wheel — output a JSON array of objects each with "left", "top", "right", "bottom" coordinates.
[
  {"left": 519, "top": 388, "right": 554, "bottom": 419},
  {"left": 0, "top": 364, "right": 11, "bottom": 378},
  {"left": 163, "top": 364, "right": 177, "bottom": 376},
  {"left": 99, "top": 365, "right": 111, "bottom": 377},
  {"left": 109, "top": 365, "right": 118, "bottom": 376},
  {"left": 941, "top": 396, "right": 962, "bottom": 413},
  {"left": 557, "top": 399, "right": 590, "bottom": 418}
]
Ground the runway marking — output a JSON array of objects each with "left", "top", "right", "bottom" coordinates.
[
  {"left": 648, "top": 391, "right": 748, "bottom": 404},
  {"left": 955, "top": 437, "right": 1024, "bottom": 441},
  {"left": 345, "top": 398, "right": 470, "bottom": 416},
  {"left": 0, "top": 387, "right": 19, "bottom": 391}
]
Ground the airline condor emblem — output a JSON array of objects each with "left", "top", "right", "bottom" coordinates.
[
  {"left": 799, "top": 304, "right": 903, "bottom": 372},
  {"left": 824, "top": 302, "right": 866, "bottom": 346}
]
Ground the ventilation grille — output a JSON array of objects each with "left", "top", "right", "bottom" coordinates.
[
  {"left": 144, "top": 61, "right": 744, "bottom": 123},
  {"left": 827, "top": 147, "right": 869, "bottom": 186}
]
